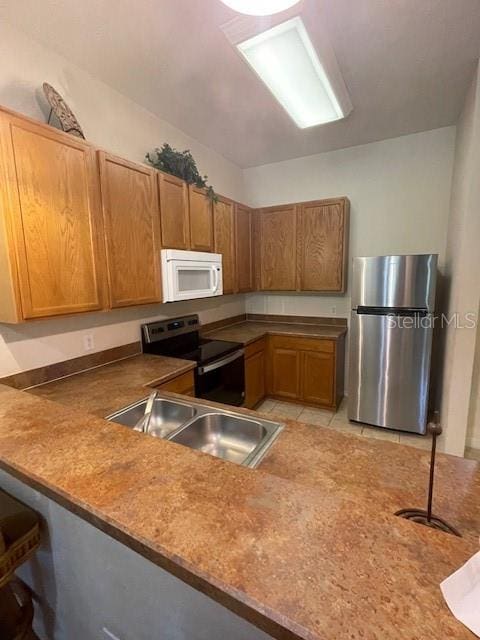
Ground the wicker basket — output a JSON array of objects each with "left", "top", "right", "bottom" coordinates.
[{"left": 0, "top": 523, "right": 41, "bottom": 589}]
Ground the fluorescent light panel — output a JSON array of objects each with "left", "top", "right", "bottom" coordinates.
[
  {"left": 237, "top": 17, "right": 347, "bottom": 128},
  {"left": 220, "top": 0, "right": 301, "bottom": 16}
]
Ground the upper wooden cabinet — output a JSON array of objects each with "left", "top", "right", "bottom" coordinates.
[
  {"left": 234, "top": 204, "right": 254, "bottom": 293},
  {"left": 157, "top": 172, "right": 190, "bottom": 250},
  {"left": 297, "top": 198, "right": 349, "bottom": 292},
  {"left": 254, "top": 197, "right": 349, "bottom": 293},
  {"left": 188, "top": 186, "right": 214, "bottom": 252},
  {"left": 255, "top": 204, "right": 297, "bottom": 291},
  {"left": 213, "top": 196, "right": 236, "bottom": 294},
  {"left": 98, "top": 153, "right": 161, "bottom": 308},
  {"left": 0, "top": 110, "right": 106, "bottom": 322}
]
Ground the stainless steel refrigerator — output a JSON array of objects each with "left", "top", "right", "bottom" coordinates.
[{"left": 348, "top": 254, "right": 437, "bottom": 434}]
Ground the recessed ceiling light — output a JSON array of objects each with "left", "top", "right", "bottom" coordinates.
[
  {"left": 220, "top": 0, "right": 301, "bottom": 17},
  {"left": 236, "top": 16, "right": 352, "bottom": 129}
]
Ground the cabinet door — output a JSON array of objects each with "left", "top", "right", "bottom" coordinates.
[
  {"left": 1, "top": 113, "right": 105, "bottom": 319},
  {"left": 298, "top": 199, "right": 349, "bottom": 292},
  {"left": 213, "top": 197, "right": 235, "bottom": 294},
  {"left": 99, "top": 153, "right": 161, "bottom": 307},
  {"left": 257, "top": 205, "right": 297, "bottom": 290},
  {"left": 158, "top": 172, "right": 190, "bottom": 249},
  {"left": 235, "top": 204, "right": 254, "bottom": 292},
  {"left": 157, "top": 370, "right": 195, "bottom": 395},
  {"left": 245, "top": 351, "right": 266, "bottom": 408},
  {"left": 268, "top": 346, "right": 301, "bottom": 400},
  {"left": 189, "top": 186, "right": 213, "bottom": 252},
  {"left": 301, "top": 350, "right": 335, "bottom": 407}
]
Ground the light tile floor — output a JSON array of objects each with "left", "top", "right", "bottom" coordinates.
[{"left": 256, "top": 397, "right": 480, "bottom": 460}]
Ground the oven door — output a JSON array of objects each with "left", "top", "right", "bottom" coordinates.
[{"left": 196, "top": 350, "right": 245, "bottom": 406}]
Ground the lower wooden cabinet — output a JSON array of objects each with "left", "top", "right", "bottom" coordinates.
[
  {"left": 244, "top": 334, "right": 344, "bottom": 410},
  {"left": 266, "top": 335, "right": 344, "bottom": 409},
  {"left": 269, "top": 346, "right": 301, "bottom": 400},
  {"left": 156, "top": 370, "right": 195, "bottom": 396},
  {"left": 244, "top": 339, "right": 266, "bottom": 408},
  {"left": 302, "top": 351, "right": 334, "bottom": 406}
]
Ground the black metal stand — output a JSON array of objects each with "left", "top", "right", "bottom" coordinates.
[{"left": 395, "top": 415, "right": 461, "bottom": 536}]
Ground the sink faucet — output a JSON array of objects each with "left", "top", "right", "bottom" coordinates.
[{"left": 134, "top": 390, "right": 157, "bottom": 434}]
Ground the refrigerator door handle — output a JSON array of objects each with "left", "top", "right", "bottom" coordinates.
[{"left": 356, "top": 306, "right": 428, "bottom": 317}]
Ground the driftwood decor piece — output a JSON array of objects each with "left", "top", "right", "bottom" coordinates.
[{"left": 43, "top": 82, "right": 85, "bottom": 138}]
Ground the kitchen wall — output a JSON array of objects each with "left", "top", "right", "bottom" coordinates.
[
  {"left": 0, "top": 21, "right": 247, "bottom": 378},
  {"left": 439, "top": 62, "right": 480, "bottom": 455},
  {"left": 0, "top": 296, "right": 245, "bottom": 378}
]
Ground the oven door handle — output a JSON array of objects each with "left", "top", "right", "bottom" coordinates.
[{"left": 197, "top": 349, "right": 244, "bottom": 375}]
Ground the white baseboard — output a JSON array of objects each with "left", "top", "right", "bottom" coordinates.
[{"left": 466, "top": 435, "right": 480, "bottom": 450}]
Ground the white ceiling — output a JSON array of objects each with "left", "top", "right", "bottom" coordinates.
[{"left": 2, "top": 0, "right": 480, "bottom": 167}]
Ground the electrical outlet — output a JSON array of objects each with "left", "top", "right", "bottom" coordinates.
[
  {"left": 331, "top": 305, "right": 337, "bottom": 315},
  {"left": 83, "top": 334, "right": 95, "bottom": 352},
  {"left": 102, "top": 628, "right": 122, "bottom": 640}
]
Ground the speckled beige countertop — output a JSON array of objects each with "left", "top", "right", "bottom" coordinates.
[
  {"left": 0, "top": 359, "right": 479, "bottom": 639},
  {"left": 204, "top": 320, "right": 347, "bottom": 344},
  {"left": 28, "top": 353, "right": 196, "bottom": 417}
]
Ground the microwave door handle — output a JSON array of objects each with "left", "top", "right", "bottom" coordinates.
[
  {"left": 211, "top": 266, "right": 219, "bottom": 293},
  {"left": 198, "top": 349, "right": 244, "bottom": 375}
]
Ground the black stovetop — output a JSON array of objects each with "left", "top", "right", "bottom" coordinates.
[{"left": 142, "top": 328, "right": 242, "bottom": 366}]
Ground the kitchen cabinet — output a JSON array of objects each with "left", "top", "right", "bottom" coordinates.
[
  {"left": 156, "top": 370, "right": 195, "bottom": 396},
  {"left": 254, "top": 197, "right": 349, "bottom": 293},
  {"left": 268, "top": 343, "right": 301, "bottom": 400},
  {"left": 235, "top": 204, "right": 254, "bottom": 292},
  {"left": 297, "top": 198, "right": 349, "bottom": 292},
  {"left": 244, "top": 338, "right": 266, "bottom": 408},
  {"left": 188, "top": 185, "right": 214, "bottom": 252},
  {"left": 158, "top": 171, "right": 190, "bottom": 250},
  {"left": 0, "top": 108, "right": 106, "bottom": 322},
  {"left": 213, "top": 196, "right": 236, "bottom": 294},
  {"left": 99, "top": 152, "right": 161, "bottom": 308},
  {"left": 302, "top": 350, "right": 334, "bottom": 406},
  {"left": 255, "top": 205, "right": 297, "bottom": 291},
  {"left": 266, "top": 335, "right": 344, "bottom": 409}
]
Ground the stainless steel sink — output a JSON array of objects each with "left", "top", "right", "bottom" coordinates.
[
  {"left": 106, "top": 398, "right": 196, "bottom": 438},
  {"left": 106, "top": 394, "right": 283, "bottom": 468},
  {"left": 169, "top": 413, "right": 269, "bottom": 466}
]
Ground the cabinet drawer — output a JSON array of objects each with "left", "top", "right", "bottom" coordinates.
[
  {"left": 268, "top": 335, "right": 334, "bottom": 354},
  {"left": 157, "top": 370, "right": 195, "bottom": 395},
  {"left": 245, "top": 337, "right": 266, "bottom": 359}
]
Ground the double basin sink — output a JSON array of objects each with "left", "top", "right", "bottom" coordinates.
[{"left": 106, "top": 395, "right": 284, "bottom": 468}]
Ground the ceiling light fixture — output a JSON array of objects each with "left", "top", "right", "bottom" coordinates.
[
  {"left": 236, "top": 16, "right": 352, "bottom": 128},
  {"left": 220, "top": 0, "right": 301, "bottom": 16}
]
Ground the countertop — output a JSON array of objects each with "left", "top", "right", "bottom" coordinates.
[
  {"left": 28, "top": 353, "right": 196, "bottom": 417},
  {"left": 203, "top": 320, "right": 347, "bottom": 344},
  {"left": 0, "top": 367, "right": 479, "bottom": 639}
]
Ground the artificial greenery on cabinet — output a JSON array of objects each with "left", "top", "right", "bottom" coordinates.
[{"left": 146, "top": 143, "right": 217, "bottom": 202}]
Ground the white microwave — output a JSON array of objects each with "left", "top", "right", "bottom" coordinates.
[{"left": 161, "top": 249, "right": 223, "bottom": 302}]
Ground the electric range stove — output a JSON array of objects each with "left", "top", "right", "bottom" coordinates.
[{"left": 141, "top": 315, "right": 245, "bottom": 406}]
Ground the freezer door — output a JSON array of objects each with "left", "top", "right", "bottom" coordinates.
[
  {"left": 351, "top": 254, "right": 437, "bottom": 311},
  {"left": 348, "top": 311, "right": 433, "bottom": 433}
]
